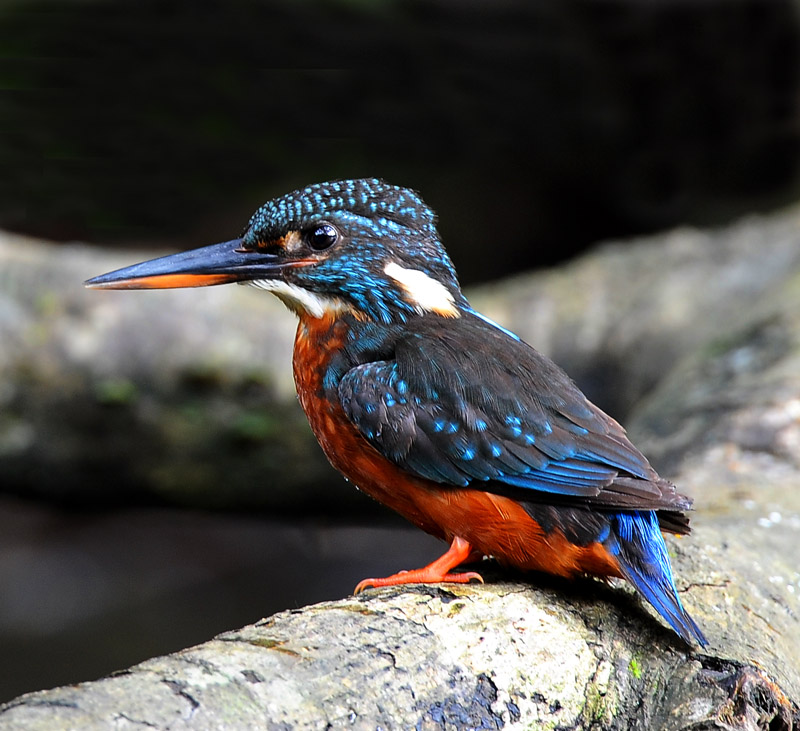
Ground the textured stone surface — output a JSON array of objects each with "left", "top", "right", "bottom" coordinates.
[{"left": 0, "top": 573, "right": 795, "bottom": 729}]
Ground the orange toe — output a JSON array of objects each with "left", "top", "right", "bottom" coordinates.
[
  {"left": 353, "top": 536, "right": 484, "bottom": 594},
  {"left": 355, "top": 569, "right": 483, "bottom": 594}
]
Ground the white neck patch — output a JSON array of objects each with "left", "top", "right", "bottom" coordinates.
[
  {"left": 249, "top": 279, "right": 350, "bottom": 319},
  {"left": 384, "top": 261, "right": 460, "bottom": 318}
]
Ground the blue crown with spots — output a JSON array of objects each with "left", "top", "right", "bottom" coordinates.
[
  {"left": 241, "top": 178, "right": 468, "bottom": 324},
  {"left": 244, "top": 178, "right": 438, "bottom": 243}
]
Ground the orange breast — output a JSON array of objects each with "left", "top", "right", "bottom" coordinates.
[{"left": 292, "top": 314, "right": 622, "bottom": 580}]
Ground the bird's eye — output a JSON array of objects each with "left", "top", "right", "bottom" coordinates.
[{"left": 306, "top": 223, "right": 340, "bottom": 251}]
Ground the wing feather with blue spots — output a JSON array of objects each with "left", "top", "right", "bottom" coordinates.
[{"left": 338, "top": 311, "right": 690, "bottom": 514}]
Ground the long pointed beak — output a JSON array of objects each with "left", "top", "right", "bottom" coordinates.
[{"left": 85, "top": 239, "right": 299, "bottom": 290}]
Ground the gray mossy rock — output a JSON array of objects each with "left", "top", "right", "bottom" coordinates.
[
  {"left": 2, "top": 208, "right": 800, "bottom": 727},
  {"left": 0, "top": 573, "right": 795, "bottom": 730},
  {"left": 471, "top": 208, "right": 800, "bottom": 418}
]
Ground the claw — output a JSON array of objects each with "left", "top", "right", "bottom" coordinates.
[
  {"left": 353, "top": 536, "right": 483, "bottom": 594},
  {"left": 354, "top": 570, "right": 483, "bottom": 594}
]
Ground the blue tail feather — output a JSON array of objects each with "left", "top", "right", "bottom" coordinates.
[{"left": 610, "top": 511, "right": 707, "bottom": 647}]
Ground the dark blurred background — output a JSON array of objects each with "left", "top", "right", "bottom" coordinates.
[
  {"left": 3, "top": 0, "right": 798, "bottom": 282},
  {"left": 1, "top": 0, "right": 799, "bottom": 704}
]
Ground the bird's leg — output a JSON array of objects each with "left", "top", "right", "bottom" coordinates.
[{"left": 354, "top": 536, "right": 484, "bottom": 594}]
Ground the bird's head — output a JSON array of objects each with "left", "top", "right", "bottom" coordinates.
[{"left": 86, "top": 179, "right": 467, "bottom": 324}]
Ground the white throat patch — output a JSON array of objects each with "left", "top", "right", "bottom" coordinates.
[
  {"left": 249, "top": 279, "right": 350, "bottom": 319},
  {"left": 384, "top": 261, "right": 460, "bottom": 318}
]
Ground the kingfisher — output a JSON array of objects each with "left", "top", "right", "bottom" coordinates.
[{"left": 86, "top": 178, "right": 706, "bottom": 646}]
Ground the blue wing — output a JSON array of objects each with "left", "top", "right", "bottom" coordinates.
[
  {"left": 338, "top": 311, "right": 689, "bottom": 512},
  {"left": 338, "top": 312, "right": 705, "bottom": 644}
]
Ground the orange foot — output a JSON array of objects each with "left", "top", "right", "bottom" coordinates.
[{"left": 354, "top": 536, "right": 484, "bottom": 594}]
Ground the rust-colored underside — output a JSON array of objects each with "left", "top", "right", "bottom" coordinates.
[{"left": 293, "top": 313, "right": 623, "bottom": 583}]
